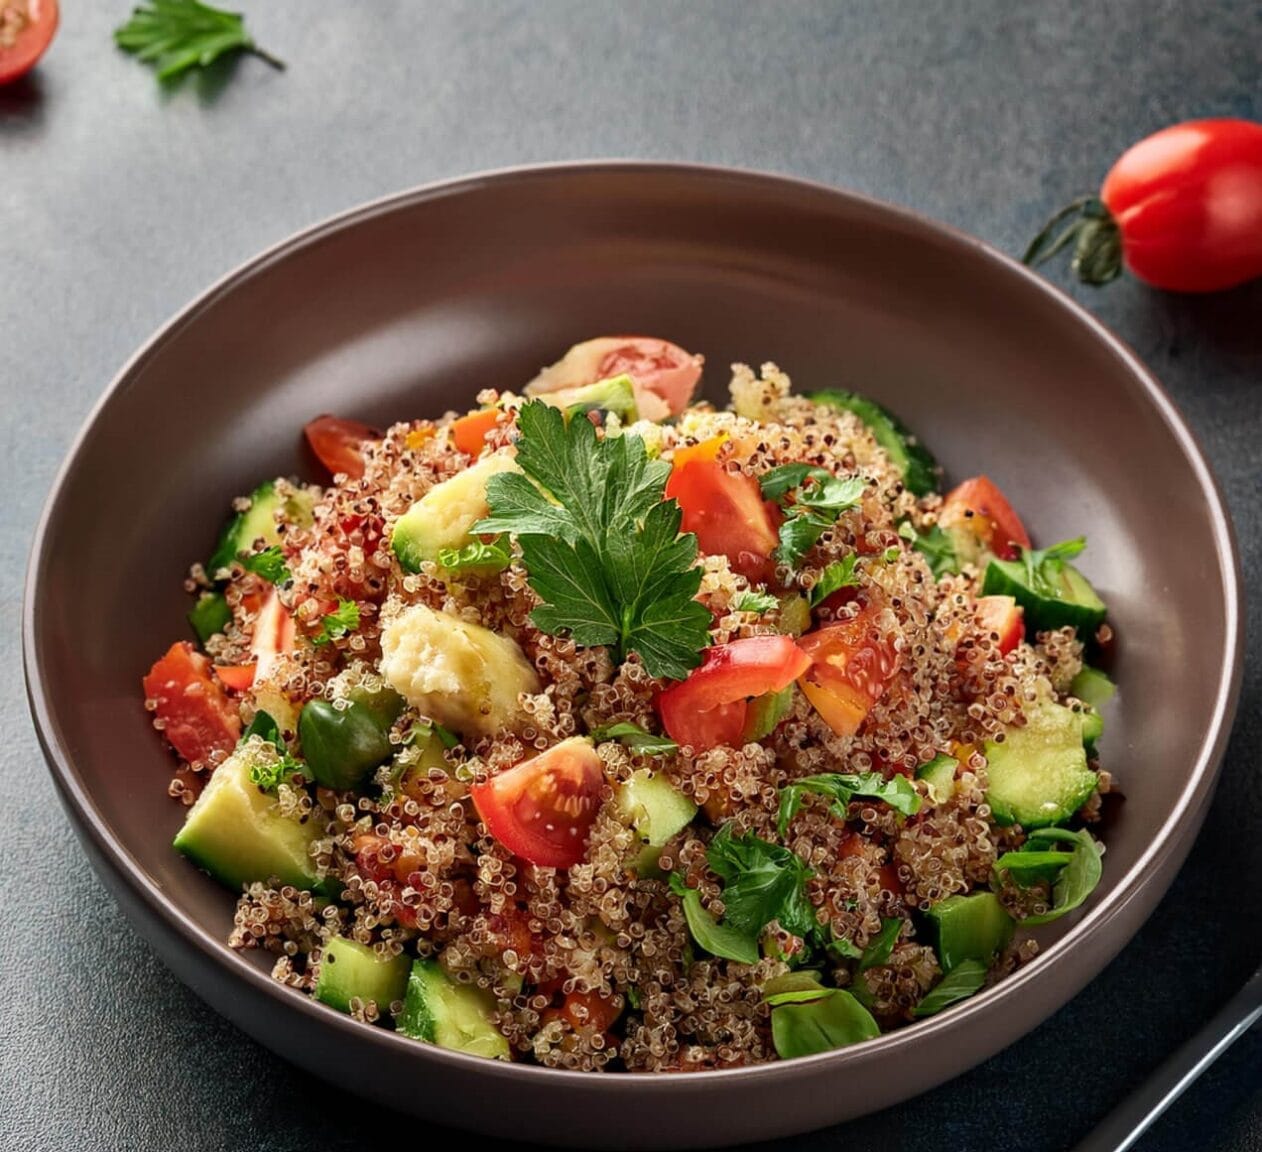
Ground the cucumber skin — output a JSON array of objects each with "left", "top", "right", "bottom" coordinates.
[
  {"left": 808, "top": 390, "right": 939, "bottom": 496},
  {"left": 982, "top": 559, "right": 1107, "bottom": 637},
  {"left": 984, "top": 703, "right": 1098, "bottom": 829},
  {"left": 314, "top": 937, "right": 409, "bottom": 1015}
]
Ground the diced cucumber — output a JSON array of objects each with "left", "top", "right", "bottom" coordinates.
[
  {"left": 809, "top": 389, "right": 938, "bottom": 496},
  {"left": 1081, "top": 709, "right": 1104, "bottom": 752},
  {"left": 314, "top": 936, "right": 410, "bottom": 1015},
  {"left": 915, "top": 754, "right": 959, "bottom": 805},
  {"left": 617, "top": 769, "right": 697, "bottom": 874},
  {"left": 925, "top": 892, "right": 1013, "bottom": 971},
  {"left": 188, "top": 591, "right": 231, "bottom": 643},
  {"left": 742, "top": 685, "right": 795, "bottom": 742},
  {"left": 208, "top": 482, "right": 314, "bottom": 577},
  {"left": 984, "top": 701, "right": 1098, "bottom": 828},
  {"left": 982, "top": 557, "right": 1107, "bottom": 637},
  {"left": 396, "top": 959, "right": 510, "bottom": 1060},
  {"left": 1070, "top": 666, "right": 1116, "bottom": 710},
  {"left": 173, "top": 745, "right": 329, "bottom": 893}
]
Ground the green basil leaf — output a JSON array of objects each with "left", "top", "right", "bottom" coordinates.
[
  {"left": 912, "top": 958, "right": 987, "bottom": 1018},
  {"left": 669, "top": 873, "right": 760, "bottom": 964},
  {"left": 858, "top": 917, "right": 903, "bottom": 972},
  {"left": 1020, "top": 828, "right": 1102, "bottom": 925},
  {"left": 591, "top": 721, "right": 679, "bottom": 756},
  {"left": 770, "top": 989, "right": 881, "bottom": 1057}
]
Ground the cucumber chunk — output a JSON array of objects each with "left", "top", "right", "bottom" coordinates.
[
  {"left": 984, "top": 701, "right": 1098, "bottom": 828},
  {"left": 742, "top": 684, "right": 795, "bottom": 742},
  {"left": 188, "top": 591, "right": 231, "bottom": 643},
  {"left": 915, "top": 754, "right": 959, "bottom": 805},
  {"left": 173, "top": 745, "right": 328, "bottom": 893},
  {"left": 809, "top": 389, "right": 938, "bottom": 496},
  {"left": 208, "top": 481, "right": 314, "bottom": 577},
  {"left": 617, "top": 769, "right": 697, "bottom": 875},
  {"left": 1070, "top": 666, "right": 1116, "bottom": 710},
  {"left": 396, "top": 959, "right": 510, "bottom": 1060},
  {"left": 925, "top": 892, "right": 1013, "bottom": 971},
  {"left": 314, "top": 936, "right": 410, "bottom": 1015},
  {"left": 982, "top": 557, "right": 1106, "bottom": 637}
]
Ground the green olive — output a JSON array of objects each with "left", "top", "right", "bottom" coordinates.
[{"left": 298, "top": 698, "right": 395, "bottom": 791}]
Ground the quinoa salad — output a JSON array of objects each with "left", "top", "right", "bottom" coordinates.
[{"left": 142, "top": 335, "right": 1118, "bottom": 1071}]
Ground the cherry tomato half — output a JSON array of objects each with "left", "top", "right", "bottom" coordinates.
[
  {"left": 797, "top": 597, "right": 901, "bottom": 738},
  {"left": 657, "top": 635, "right": 810, "bottom": 751},
  {"left": 303, "top": 414, "right": 380, "bottom": 480},
  {"left": 939, "top": 476, "right": 1030, "bottom": 562},
  {"left": 470, "top": 737, "right": 605, "bottom": 869},
  {"left": 1027, "top": 118, "right": 1262, "bottom": 292},
  {"left": 526, "top": 335, "right": 703, "bottom": 419},
  {"left": 0, "top": 1, "right": 58, "bottom": 85},
  {"left": 143, "top": 641, "right": 241, "bottom": 766}
]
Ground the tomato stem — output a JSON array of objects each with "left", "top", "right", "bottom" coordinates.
[
  {"left": 1023, "top": 197, "right": 1123, "bottom": 286},
  {"left": 247, "top": 42, "right": 286, "bottom": 71}
]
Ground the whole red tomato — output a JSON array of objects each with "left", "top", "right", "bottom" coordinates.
[
  {"left": 0, "top": 0, "right": 58, "bottom": 84},
  {"left": 1026, "top": 119, "right": 1262, "bottom": 293}
]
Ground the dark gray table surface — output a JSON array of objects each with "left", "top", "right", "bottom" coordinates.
[{"left": 3, "top": 3, "right": 1259, "bottom": 1150}]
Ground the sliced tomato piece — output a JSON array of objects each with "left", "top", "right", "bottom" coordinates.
[
  {"left": 0, "top": 0, "right": 58, "bottom": 85},
  {"left": 666, "top": 457, "right": 780, "bottom": 585},
  {"left": 451, "top": 407, "right": 505, "bottom": 456},
  {"left": 215, "top": 588, "right": 296, "bottom": 692},
  {"left": 657, "top": 636, "right": 810, "bottom": 752},
  {"left": 470, "top": 737, "right": 605, "bottom": 868},
  {"left": 975, "top": 595, "right": 1023, "bottom": 655},
  {"left": 797, "top": 598, "right": 901, "bottom": 738},
  {"left": 526, "top": 336, "right": 703, "bottom": 419},
  {"left": 214, "top": 664, "right": 255, "bottom": 692},
  {"left": 939, "top": 476, "right": 1030, "bottom": 562},
  {"left": 143, "top": 641, "right": 241, "bottom": 765},
  {"left": 303, "top": 414, "right": 379, "bottom": 480}
]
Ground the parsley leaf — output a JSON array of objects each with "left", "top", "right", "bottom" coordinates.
[
  {"left": 898, "top": 521, "right": 960, "bottom": 579},
  {"left": 474, "top": 401, "right": 710, "bottom": 681},
  {"left": 436, "top": 537, "right": 512, "bottom": 573},
  {"left": 706, "top": 825, "right": 818, "bottom": 939},
  {"left": 590, "top": 721, "right": 679, "bottom": 756},
  {"left": 239, "top": 710, "right": 303, "bottom": 792},
  {"left": 777, "top": 772, "right": 921, "bottom": 836},
  {"left": 114, "top": 0, "right": 285, "bottom": 83},
  {"left": 808, "top": 554, "right": 861, "bottom": 607},
  {"left": 1018, "top": 537, "right": 1088, "bottom": 596},
  {"left": 733, "top": 591, "right": 780, "bottom": 614},
  {"left": 240, "top": 545, "right": 290, "bottom": 585},
  {"left": 759, "top": 465, "right": 866, "bottom": 570},
  {"left": 312, "top": 597, "right": 360, "bottom": 646}
]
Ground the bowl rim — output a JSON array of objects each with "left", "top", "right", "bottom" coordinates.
[{"left": 23, "top": 159, "right": 1245, "bottom": 1091}]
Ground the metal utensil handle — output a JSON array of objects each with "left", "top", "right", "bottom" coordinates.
[{"left": 1074, "top": 965, "right": 1262, "bottom": 1152}]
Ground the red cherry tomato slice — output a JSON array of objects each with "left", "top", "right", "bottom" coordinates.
[
  {"left": 974, "top": 595, "right": 1023, "bottom": 655},
  {"left": 0, "top": 0, "right": 58, "bottom": 85},
  {"left": 143, "top": 641, "right": 241, "bottom": 766},
  {"left": 939, "top": 476, "right": 1030, "bottom": 561},
  {"left": 527, "top": 336, "right": 703, "bottom": 418},
  {"left": 797, "top": 598, "right": 901, "bottom": 738},
  {"left": 470, "top": 737, "right": 605, "bottom": 868},
  {"left": 303, "top": 415, "right": 380, "bottom": 480},
  {"left": 665, "top": 450, "right": 780, "bottom": 585},
  {"left": 657, "top": 635, "right": 810, "bottom": 751}
]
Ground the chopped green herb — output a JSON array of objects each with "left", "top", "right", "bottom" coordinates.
[
  {"left": 1018, "top": 537, "right": 1088, "bottom": 597},
  {"left": 912, "top": 958, "right": 987, "bottom": 1018},
  {"left": 240, "top": 545, "right": 291, "bottom": 585},
  {"left": 239, "top": 710, "right": 303, "bottom": 791},
  {"left": 312, "top": 597, "right": 360, "bottom": 646},
  {"left": 591, "top": 721, "right": 679, "bottom": 756},
  {"left": 734, "top": 591, "right": 780, "bottom": 614},
  {"left": 858, "top": 917, "right": 903, "bottom": 971},
  {"left": 761, "top": 970, "right": 830, "bottom": 1005},
  {"left": 474, "top": 401, "right": 710, "bottom": 681},
  {"left": 881, "top": 545, "right": 902, "bottom": 563},
  {"left": 706, "top": 825, "right": 818, "bottom": 939},
  {"left": 759, "top": 465, "right": 866, "bottom": 570},
  {"left": 114, "top": 0, "right": 285, "bottom": 83},
  {"left": 668, "top": 873, "right": 760, "bottom": 964},
  {"left": 808, "top": 554, "right": 861, "bottom": 607},
  {"left": 827, "top": 935, "right": 863, "bottom": 961},
  {"left": 777, "top": 772, "right": 922, "bottom": 837},
  {"left": 898, "top": 521, "right": 960, "bottom": 579},
  {"left": 626, "top": 986, "right": 643, "bottom": 1011},
  {"left": 435, "top": 537, "right": 512, "bottom": 574}
]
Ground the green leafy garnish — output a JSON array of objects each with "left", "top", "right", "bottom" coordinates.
[
  {"left": 912, "top": 958, "right": 987, "bottom": 1018},
  {"left": 759, "top": 465, "right": 867, "bottom": 570},
  {"left": 188, "top": 590, "right": 231, "bottom": 643},
  {"left": 706, "top": 825, "right": 817, "bottom": 939},
  {"left": 668, "top": 873, "right": 760, "bottom": 964},
  {"left": 898, "top": 521, "right": 960, "bottom": 579},
  {"left": 591, "top": 721, "right": 679, "bottom": 756},
  {"left": 1008, "top": 828, "right": 1103, "bottom": 925},
  {"left": 1017, "top": 537, "right": 1088, "bottom": 597},
  {"left": 761, "top": 970, "right": 829, "bottom": 1005},
  {"left": 411, "top": 720, "right": 461, "bottom": 751},
  {"left": 240, "top": 545, "right": 291, "bottom": 585},
  {"left": 435, "top": 538, "right": 512, "bottom": 574},
  {"left": 626, "top": 986, "right": 643, "bottom": 1011},
  {"left": 827, "top": 935, "right": 863, "bottom": 961},
  {"left": 733, "top": 591, "right": 780, "bottom": 614},
  {"left": 770, "top": 987, "right": 880, "bottom": 1057},
  {"left": 777, "top": 772, "right": 922, "bottom": 837},
  {"left": 474, "top": 401, "right": 710, "bottom": 680},
  {"left": 114, "top": 0, "right": 285, "bottom": 83},
  {"left": 808, "top": 555, "right": 861, "bottom": 607},
  {"left": 239, "top": 710, "right": 303, "bottom": 791},
  {"left": 312, "top": 597, "right": 360, "bottom": 646},
  {"left": 858, "top": 917, "right": 903, "bottom": 972}
]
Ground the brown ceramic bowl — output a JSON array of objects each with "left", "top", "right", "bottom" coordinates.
[{"left": 24, "top": 164, "right": 1243, "bottom": 1149}]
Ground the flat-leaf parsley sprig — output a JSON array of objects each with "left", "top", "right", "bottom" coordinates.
[
  {"left": 473, "top": 401, "right": 711, "bottom": 681},
  {"left": 759, "top": 463, "right": 867, "bottom": 570},
  {"left": 115, "top": 0, "right": 284, "bottom": 83}
]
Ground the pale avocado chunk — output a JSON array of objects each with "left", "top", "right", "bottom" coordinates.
[
  {"left": 396, "top": 959, "right": 510, "bottom": 1060},
  {"left": 207, "top": 481, "right": 315, "bottom": 577},
  {"left": 984, "top": 700, "right": 1098, "bottom": 828},
  {"left": 617, "top": 769, "right": 697, "bottom": 874},
  {"left": 925, "top": 892, "right": 1013, "bottom": 971},
  {"left": 314, "top": 936, "right": 410, "bottom": 1015},
  {"left": 173, "top": 745, "right": 327, "bottom": 893}
]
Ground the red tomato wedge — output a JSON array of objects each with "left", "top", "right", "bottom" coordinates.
[
  {"left": 657, "top": 636, "right": 810, "bottom": 752},
  {"left": 451, "top": 407, "right": 505, "bottom": 456},
  {"left": 215, "top": 589, "right": 296, "bottom": 692},
  {"left": 525, "top": 336, "right": 703, "bottom": 419},
  {"left": 797, "top": 598, "right": 901, "bottom": 738},
  {"left": 975, "top": 595, "right": 1023, "bottom": 655},
  {"left": 665, "top": 448, "right": 780, "bottom": 585},
  {"left": 470, "top": 737, "right": 605, "bottom": 868},
  {"left": 939, "top": 476, "right": 1030, "bottom": 561},
  {"left": 143, "top": 642, "right": 241, "bottom": 765},
  {"left": 0, "top": 0, "right": 58, "bottom": 85},
  {"left": 303, "top": 415, "right": 379, "bottom": 480}
]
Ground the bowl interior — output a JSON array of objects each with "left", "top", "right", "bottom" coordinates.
[{"left": 26, "top": 165, "right": 1239, "bottom": 1140}]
